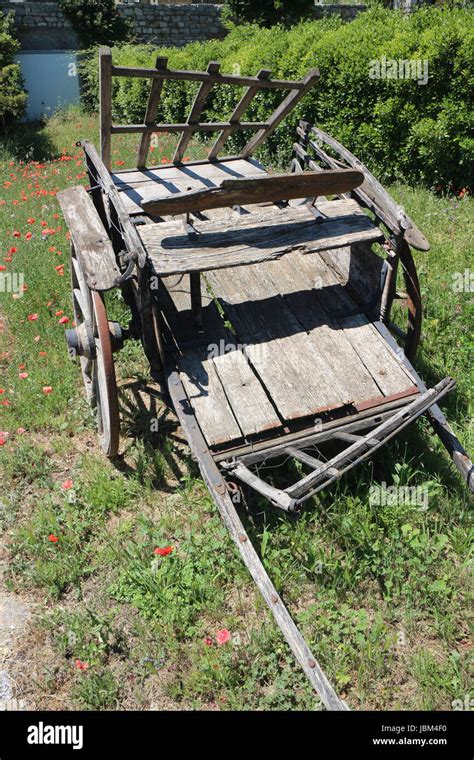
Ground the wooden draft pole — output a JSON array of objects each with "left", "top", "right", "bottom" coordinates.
[{"left": 166, "top": 364, "right": 348, "bottom": 711}]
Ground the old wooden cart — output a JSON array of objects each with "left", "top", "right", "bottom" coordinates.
[{"left": 58, "top": 49, "right": 473, "bottom": 710}]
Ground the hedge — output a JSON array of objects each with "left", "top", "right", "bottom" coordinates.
[
  {"left": 80, "top": 7, "right": 474, "bottom": 190},
  {"left": 0, "top": 11, "right": 27, "bottom": 128}
]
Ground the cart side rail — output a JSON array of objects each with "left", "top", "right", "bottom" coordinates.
[{"left": 98, "top": 47, "right": 319, "bottom": 170}]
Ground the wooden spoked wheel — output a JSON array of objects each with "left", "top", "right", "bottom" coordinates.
[{"left": 70, "top": 245, "right": 120, "bottom": 457}]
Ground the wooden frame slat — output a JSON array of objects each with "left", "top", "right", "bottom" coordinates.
[
  {"left": 173, "top": 60, "right": 220, "bottom": 163},
  {"left": 111, "top": 65, "right": 306, "bottom": 90},
  {"left": 136, "top": 56, "right": 168, "bottom": 169},
  {"left": 240, "top": 68, "right": 319, "bottom": 158},
  {"left": 111, "top": 122, "right": 268, "bottom": 135},
  {"left": 208, "top": 68, "right": 271, "bottom": 161}
]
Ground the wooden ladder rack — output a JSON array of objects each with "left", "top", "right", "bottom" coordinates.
[{"left": 99, "top": 47, "right": 319, "bottom": 170}]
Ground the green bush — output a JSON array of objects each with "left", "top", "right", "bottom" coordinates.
[
  {"left": 59, "top": 0, "right": 131, "bottom": 48},
  {"left": 80, "top": 7, "right": 473, "bottom": 189},
  {"left": 223, "top": 0, "right": 314, "bottom": 27},
  {"left": 0, "top": 12, "right": 27, "bottom": 127}
]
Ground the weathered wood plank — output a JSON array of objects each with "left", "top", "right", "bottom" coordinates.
[
  {"left": 112, "top": 156, "right": 267, "bottom": 185},
  {"left": 261, "top": 252, "right": 382, "bottom": 402},
  {"left": 136, "top": 56, "right": 168, "bottom": 169},
  {"left": 140, "top": 199, "right": 383, "bottom": 275},
  {"left": 114, "top": 169, "right": 266, "bottom": 215},
  {"left": 99, "top": 47, "right": 112, "bottom": 170},
  {"left": 207, "top": 264, "right": 349, "bottom": 421},
  {"left": 57, "top": 185, "right": 121, "bottom": 291},
  {"left": 294, "top": 252, "right": 417, "bottom": 395},
  {"left": 162, "top": 276, "right": 282, "bottom": 442},
  {"left": 141, "top": 169, "right": 364, "bottom": 217}
]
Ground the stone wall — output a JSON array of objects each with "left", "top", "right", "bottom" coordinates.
[
  {"left": 119, "top": 2, "right": 225, "bottom": 46},
  {"left": 313, "top": 4, "right": 366, "bottom": 21},
  {"left": 0, "top": 1, "right": 226, "bottom": 50}
]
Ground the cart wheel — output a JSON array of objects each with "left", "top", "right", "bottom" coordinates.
[{"left": 69, "top": 245, "right": 120, "bottom": 457}]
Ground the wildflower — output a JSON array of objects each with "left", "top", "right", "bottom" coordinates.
[
  {"left": 27, "top": 217, "right": 35, "bottom": 224},
  {"left": 48, "top": 534, "right": 59, "bottom": 543},
  {"left": 12, "top": 230, "right": 21, "bottom": 238},
  {"left": 25, "top": 232, "right": 32, "bottom": 240},
  {"left": 58, "top": 316, "right": 69, "bottom": 324},
  {"left": 153, "top": 546, "right": 174, "bottom": 557},
  {"left": 75, "top": 659, "right": 89, "bottom": 671},
  {"left": 61, "top": 479, "right": 74, "bottom": 490},
  {"left": 42, "top": 386, "right": 53, "bottom": 394},
  {"left": 204, "top": 636, "right": 213, "bottom": 647},
  {"left": 18, "top": 372, "right": 28, "bottom": 379},
  {"left": 27, "top": 313, "right": 38, "bottom": 322},
  {"left": 216, "top": 629, "right": 231, "bottom": 645}
]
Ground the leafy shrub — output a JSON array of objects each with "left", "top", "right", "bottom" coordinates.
[
  {"left": 80, "top": 7, "right": 474, "bottom": 189},
  {"left": 223, "top": 0, "right": 314, "bottom": 27},
  {"left": 59, "top": 0, "right": 131, "bottom": 48},
  {"left": 0, "top": 11, "right": 27, "bottom": 127}
]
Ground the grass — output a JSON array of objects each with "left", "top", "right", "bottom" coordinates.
[{"left": 0, "top": 105, "right": 472, "bottom": 711}]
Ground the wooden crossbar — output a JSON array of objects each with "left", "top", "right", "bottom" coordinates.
[{"left": 98, "top": 47, "right": 319, "bottom": 169}]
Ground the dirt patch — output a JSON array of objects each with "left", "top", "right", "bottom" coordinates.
[{"left": 0, "top": 565, "right": 31, "bottom": 710}]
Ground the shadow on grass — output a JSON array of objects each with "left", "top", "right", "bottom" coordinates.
[{"left": 0, "top": 121, "right": 60, "bottom": 162}]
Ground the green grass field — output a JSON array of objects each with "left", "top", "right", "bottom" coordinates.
[{"left": 0, "top": 107, "right": 472, "bottom": 711}]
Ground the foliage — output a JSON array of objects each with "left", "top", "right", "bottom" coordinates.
[
  {"left": 80, "top": 7, "right": 473, "bottom": 189},
  {"left": 223, "top": 0, "right": 314, "bottom": 27},
  {"left": 0, "top": 12, "right": 27, "bottom": 127},
  {"left": 59, "top": 0, "right": 131, "bottom": 48}
]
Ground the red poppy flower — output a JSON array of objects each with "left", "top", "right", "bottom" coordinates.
[
  {"left": 48, "top": 534, "right": 59, "bottom": 543},
  {"left": 75, "top": 659, "right": 89, "bottom": 671},
  {"left": 27, "top": 313, "right": 38, "bottom": 322},
  {"left": 8, "top": 247, "right": 17, "bottom": 254},
  {"left": 58, "top": 316, "right": 69, "bottom": 324},
  {"left": 27, "top": 217, "right": 35, "bottom": 224},
  {"left": 12, "top": 230, "right": 21, "bottom": 238},
  {"left": 25, "top": 232, "right": 32, "bottom": 240},
  {"left": 153, "top": 546, "right": 174, "bottom": 556},
  {"left": 216, "top": 629, "right": 231, "bottom": 645},
  {"left": 42, "top": 386, "right": 53, "bottom": 394},
  {"left": 55, "top": 309, "right": 63, "bottom": 316},
  {"left": 18, "top": 372, "right": 28, "bottom": 380},
  {"left": 0, "top": 266, "right": 5, "bottom": 272},
  {"left": 61, "top": 479, "right": 74, "bottom": 490},
  {"left": 38, "top": 351, "right": 47, "bottom": 357},
  {"left": 204, "top": 636, "right": 213, "bottom": 647}
]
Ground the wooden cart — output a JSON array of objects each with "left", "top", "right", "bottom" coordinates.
[{"left": 57, "top": 49, "right": 473, "bottom": 710}]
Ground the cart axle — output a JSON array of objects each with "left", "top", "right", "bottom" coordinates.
[{"left": 66, "top": 320, "right": 125, "bottom": 358}]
